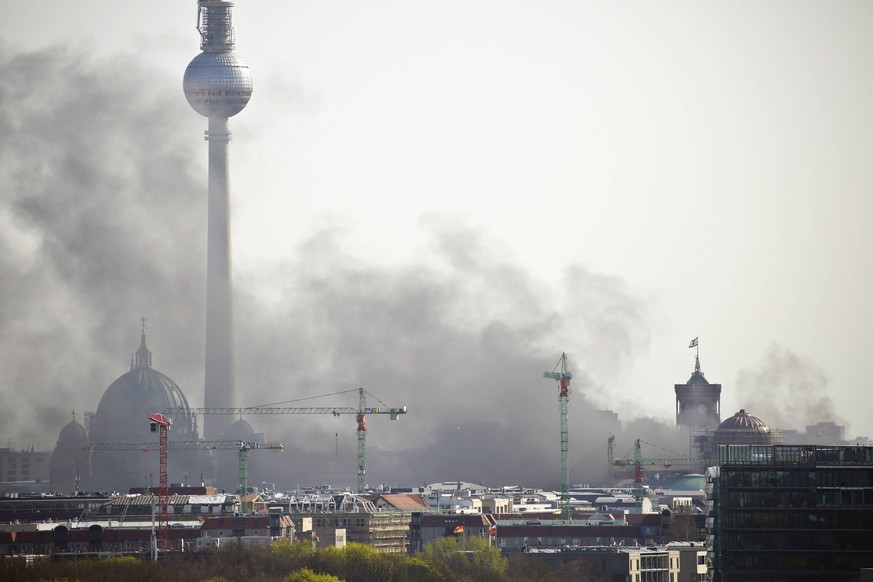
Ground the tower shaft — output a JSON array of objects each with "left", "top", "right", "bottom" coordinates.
[
  {"left": 185, "top": 0, "right": 251, "bottom": 446},
  {"left": 204, "top": 116, "right": 235, "bottom": 439}
]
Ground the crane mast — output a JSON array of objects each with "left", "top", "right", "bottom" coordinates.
[
  {"left": 543, "top": 353, "right": 573, "bottom": 519},
  {"left": 357, "top": 387, "right": 367, "bottom": 494},
  {"left": 147, "top": 412, "right": 171, "bottom": 552}
]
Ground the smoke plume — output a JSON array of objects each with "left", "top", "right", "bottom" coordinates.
[
  {"left": 0, "top": 44, "right": 670, "bottom": 490},
  {"left": 734, "top": 343, "right": 843, "bottom": 432}
]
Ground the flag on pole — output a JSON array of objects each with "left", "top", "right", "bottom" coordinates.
[
  {"left": 453, "top": 524, "right": 465, "bottom": 534},
  {"left": 689, "top": 337, "right": 698, "bottom": 348},
  {"left": 487, "top": 525, "right": 497, "bottom": 537}
]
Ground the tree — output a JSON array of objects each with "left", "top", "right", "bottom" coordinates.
[
  {"left": 285, "top": 568, "right": 344, "bottom": 582},
  {"left": 420, "top": 535, "right": 507, "bottom": 582}
]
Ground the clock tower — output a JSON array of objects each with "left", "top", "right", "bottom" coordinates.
[{"left": 675, "top": 355, "right": 721, "bottom": 430}]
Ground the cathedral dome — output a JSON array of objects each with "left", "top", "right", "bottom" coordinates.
[
  {"left": 714, "top": 409, "right": 773, "bottom": 446},
  {"left": 88, "top": 325, "right": 211, "bottom": 491},
  {"left": 90, "top": 329, "right": 197, "bottom": 444}
]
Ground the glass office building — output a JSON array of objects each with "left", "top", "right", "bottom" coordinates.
[{"left": 710, "top": 444, "right": 873, "bottom": 581}]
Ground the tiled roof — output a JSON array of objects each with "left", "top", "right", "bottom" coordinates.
[{"left": 376, "top": 494, "right": 429, "bottom": 509}]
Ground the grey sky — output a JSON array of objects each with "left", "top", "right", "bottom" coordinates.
[{"left": 1, "top": 1, "right": 872, "bottom": 487}]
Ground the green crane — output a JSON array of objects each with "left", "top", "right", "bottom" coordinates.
[
  {"left": 613, "top": 438, "right": 716, "bottom": 513},
  {"left": 543, "top": 353, "right": 573, "bottom": 519},
  {"left": 83, "top": 439, "right": 284, "bottom": 511},
  {"left": 167, "top": 387, "right": 407, "bottom": 494}
]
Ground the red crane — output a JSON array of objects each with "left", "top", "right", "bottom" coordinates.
[{"left": 147, "top": 412, "right": 172, "bottom": 550}]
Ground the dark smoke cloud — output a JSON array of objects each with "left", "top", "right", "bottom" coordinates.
[
  {"left": 0, "top": 43, "right": 670, "bottom": 490},
  {"left": 734, "top": 343, "right": 843, "bottom": 432},
  {"left": 231, "top": 222, "right": 661, "bottom": 488},
  {"left": 0, "top": 44, "right": 207, "bottom": 445}
]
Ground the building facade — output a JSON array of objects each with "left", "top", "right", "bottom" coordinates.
[
  {"left": 523, "top": 546, "right": 682, "bottom": 582},
  {"left": 710, "top": 444, "right": 873, "bottom": 581},
  {"left": 0, "top": 448, "right": 50, "bottom": 489},
  {"left": 408, "top": 513, "right": 496, "bottom": 553}
]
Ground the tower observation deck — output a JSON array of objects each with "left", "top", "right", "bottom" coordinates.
[{"left": 183, "top": 0, "right": 253, "bottom": 440}]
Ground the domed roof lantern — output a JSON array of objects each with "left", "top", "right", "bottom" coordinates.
[{"left": 133, "top": 316, "right": 152, "bottom": 370}]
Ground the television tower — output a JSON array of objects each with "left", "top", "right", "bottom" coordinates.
[{"left": 183, "top": 0, "right": 253, "bottom": 439}]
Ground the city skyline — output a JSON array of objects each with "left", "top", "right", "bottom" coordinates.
[{"left": 0, "top": 2, "right": 871, "bottom": 488}]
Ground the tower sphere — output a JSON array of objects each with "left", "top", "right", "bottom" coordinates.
[{"left": 183, "top": 52, "right": 253, "bottom": 118}]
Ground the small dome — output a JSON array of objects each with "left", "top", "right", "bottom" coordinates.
[
  {"left": 714, "top": 409, "right": 773, "bottom": 446},
  {"left": 57, "top": 417, "right": 87, "bottom": 448},
  {"left": 222, "top": 418, "right": 255, "bottom": 441},
  {"left": 668, "top": 474, "right": 706, "bottom": 491},
  {"left": 183, "top": 51, "right": 253, "bottom": 118},
  {"left": 50, "top": 413, "right": 89, "bottom": 492}
]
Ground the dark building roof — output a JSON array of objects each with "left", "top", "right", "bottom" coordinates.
[
  {"left": 0, "top": 526, "right": 200, "bottom": 545},
  {"left": 201, "top": 516, "right": 269, "bottom": 530}
]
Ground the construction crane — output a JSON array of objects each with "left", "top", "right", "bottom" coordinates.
[
  {"left": 83, "top": 439, "right": 284, "bottom": 513},
  {"left": 613, "top": 438, "right": 716, "bottom": 513},
  {"left": 543, "top": 353, "right": 573, "bottom": 519},
  {"left": 167, "top": 387, "right": 407, "bottom": 494},
  {"left": 147, "top": 412, "right": 171, "bottom": 551}
]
